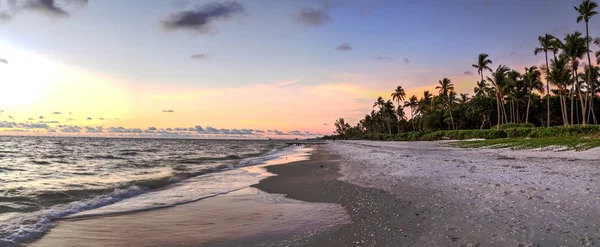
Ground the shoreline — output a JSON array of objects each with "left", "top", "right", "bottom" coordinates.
[
  {"left": 252, "top": 145, "right": 430, "bottom": 246},
  {"left": 27, "top": 145, "right": 350, "bottom": 247}
]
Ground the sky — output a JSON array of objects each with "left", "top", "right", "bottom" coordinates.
[{"left": 0, "top": 0, "right": 595, "bottom": 138}]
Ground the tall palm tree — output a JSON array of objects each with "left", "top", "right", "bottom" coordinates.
[
  {"left": 535, "top": 34, "right": 558, "bottom": 127},
  {"left": 487, "top": 65, "right": 511, "bottom": 128},
  {"left": 436, "top": 78, "right": 455, "bottom": 129},
  {"left": 404, "top": 95, "right": 418, "bottom": 120},
  {"left": 548, "top": 56, "right": 572, "bottom": 126},
  {"left": 391, "top": 86, "right": 406, "bottom": 107},
  {"left": 575, "top": 0, "right": 598, "bottom": 125},
  {"left": 580, "top": 65, "right": 600, "bottom": 124},
  {"left": 562, "top": 32, "right": 587, "bottom": 124},
  {"left": 373, "top": 97, "right": 389, "bottom": 134},
  {"left": 522, "top": 66, "right": 544, "bottom": 123},
  {"left": 472, "top": 53, "right": 493, "bottom": 87}
]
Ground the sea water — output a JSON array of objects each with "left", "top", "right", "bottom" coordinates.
[{"left": 0, "top": 136, "right": 308, "bottom": 245}]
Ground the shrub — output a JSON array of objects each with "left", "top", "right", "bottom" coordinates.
[{"left": 492, "top": 123, "right": 535, "bottom": 129}]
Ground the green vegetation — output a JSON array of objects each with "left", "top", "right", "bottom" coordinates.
[
  {"left": 327, "top": 0, "right": 600, "bottom": 149},
  {"left": 447, "top": 137, "right": 600, "bottom": 151}
]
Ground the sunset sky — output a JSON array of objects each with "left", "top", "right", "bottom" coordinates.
[{"left": 0, "top": 0, "right": 593, "bottom": 138}]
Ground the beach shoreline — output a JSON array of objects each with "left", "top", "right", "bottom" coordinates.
[{"left": 28, "top": 141, "right": 600, "bottom": 246}]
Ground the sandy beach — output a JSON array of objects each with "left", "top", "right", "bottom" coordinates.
[{"left": 30, "top": 141, "right": 600, "bottom": 246}]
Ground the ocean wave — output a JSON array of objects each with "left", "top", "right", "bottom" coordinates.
[
  {"left": 0, "top": 143, "right": 300, "bottom": 246},
  {"left": 0, "top": 186, "right": 147, "bottom": 245}
]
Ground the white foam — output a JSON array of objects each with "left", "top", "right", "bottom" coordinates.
[{"left": 0, "top": 186, "right": 146, "bottom": 245}]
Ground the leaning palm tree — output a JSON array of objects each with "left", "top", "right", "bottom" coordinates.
[
  {"left": 522, "top": 66, "right": 544, "bottom": 123},
  {"left": 436, "top": 78, "right": 455, "bottom": 129},
  {"left": 487, "top": 65, "right": 511, "bottom": 128},
  {"left": 474, "top": 80, "right": 489, "bottom": 97},
  {"left": 535, "top": 34, "right": 558, "bottom": 127},
  {"left": 391, "top": 86, "right": 406, "bottom": 107},
  {"left": 472, "top": 53, "right": 493, "bottom": 87},
  {"left": 575, "top": 0, "right": 598, "bottom": 125},
  {"left": 562, "top": 32, "right": 588, "bottom": 124}
]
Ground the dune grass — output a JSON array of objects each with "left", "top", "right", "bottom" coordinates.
[{"left": 447, "top": 136, "right": 600, "bottom": 151}]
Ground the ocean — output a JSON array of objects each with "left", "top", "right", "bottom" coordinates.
[{"left": 0, "top": 136, "right": 308, "bottom": 245}]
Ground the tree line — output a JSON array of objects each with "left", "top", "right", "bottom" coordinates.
[{"left": 334, "top": 0, "right": 600, "bottom": 138}]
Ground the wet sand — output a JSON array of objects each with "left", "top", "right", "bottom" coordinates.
[{"left": 29, "top": 187, "right": 348, "bottom": 247}]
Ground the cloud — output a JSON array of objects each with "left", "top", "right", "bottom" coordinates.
[
  {"left": 296, "top": 7, "right": 332, "bottom": 27},
  {"left": 253, "top": 129, "right": 265, "bottom": 133},
  {"left": 0, "top": 0, "right": 90, "bottom": 20},
  {"left": 28, "top": 118, "right": 34, "bottom": 121},
  {"left": 60, "top": 125, "right": 81, "bottom": 133},
  {"left": 273, "top": 129, "right": 285, "bottom": 135},
  {"left": 403, "top": 58, "right": 410, "bottom": 64},
  {"left": 171, "top": 0, "right": 190, "bottom": 8},
  {"left": 194, "top": 125, "right": 204, "bottom": 131},
  {"left": 288, "top": 130, "right": 302, "bottom": 135},
  {"left": 98, "top": 117, "right": 105, "bottom": 120},
  {"left": 336, "top": 43, "right": 353, "bottom": 52},
  {"left": 161, "top": 1, "right": 245, "bottom": 33},
  {"left": 39, "top": 116, "right": 44, "bottom": 119},
  {"left": 190, "top": 54, "right": 206, "bottom": 60},
  {"left": 463, "top": 71, "right": 473, "bottom": 75},
  {"left": 23, "top": 0, "right": 69, "bottom": 17},
  {"left": 85, "top": 126, "right": 103, "bottom": 133},
  {"left": 376, "top": 56, "right": 393, "bottom": 61},
  {"left": 52, "top": 111, "right": 61, "bottom": 114},
  {"left": 147, "top": 126, "right": 157, "bottom": 131},
  {"left": 162, "top": 109, "right": 175, "bottom": 113},
  {"left": 86, "top": 117, "right": 92, "bottom": 120},
  {"left": 277, "top": 80, "right": 300, "bottom": 87},
  {"left": 323, "top": 123, "right": 328, "bottom": 125},
  {"left": 0, "top": 58, "right": 7, "bottom": 64},
  {"left": 107, "top": 127, "right": 143, "bottom": 133}
]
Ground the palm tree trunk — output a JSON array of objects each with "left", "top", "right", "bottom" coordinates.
[
  {"left": 570, "top": 75, "right": 575, "bottom": 125},
  {"left": 585, "top": 21, "right": 592, "bottom": 125},
  {"left": 526, "top": 94, "right": 531, "bottom": 123},
  {"left": 545, "top": 52, "right": 551, "bottom": 127},
  {"left": 496, "top": 94, "right": 501, "bottom": 129},
  {"left": 448, "top": 108, "right": 455, "bottom": 130}
]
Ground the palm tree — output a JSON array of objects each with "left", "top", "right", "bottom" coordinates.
[
  {"left": 391, "top": 86, "right": 406, "bottom": 107},
  {"left": 575, "top": 0, "right": 598, "bottom": 125},
  {"left": 522, "top": 66, "right": 544, "bottom": 123},
  {"left": 580, "top": 65, "right": 599, "bottom": 124},
  {"left": 548, "top": 56, "right": 572, "bottom": 126},
  {"left": 458, "top": 93, "right": 470, "bottom": 104},
  {"left": 404, "top": 95, "right": 418, "bottom": 120},
  {"left": 436, "top": 78, "right": 455, "bottom": 129},
  {"left": 474, "top": 80, "right": 489, "bottom": 97},
  {"left": 472, "top": 53, "right": 493, "bottom": 88},
  {"left": 535, "top": 34, "right": 558, "bottom": 127},
  {"left": 487, "top": 65, "right": 511, "bottom": 128},
  {"left": 562, "top": 32, "right": 587, "bottom": 124}
]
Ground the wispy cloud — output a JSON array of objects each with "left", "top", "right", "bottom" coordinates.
[
  {"left": 403, "top": 58, "right": 410, "bottom": 64},
  {"left": 296, "top": 7, "right": 332, "bottom": 27},
  {"left": 277, "top": 80, "right": 300, "bottom": 87},
  {"left": 463, "top": 71, "right": 473, "bottom": 75},
  {"left": 162, "top": 109, "right": 175, "bottom": 113},
  {"left": 190, "top": 54, "right": 206, "bottom": 60},
  {"left": 376, "top": 56, "right": 393, "bottom": 61},
  {"left": 161, "top": 1, "right": 245, "bottom": 33},
  {"left": 336, "top": 43, "right": 353, "bottom": 52},
  {"left": 0, "top": 58, "right": 7, "bottom": 64}
]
